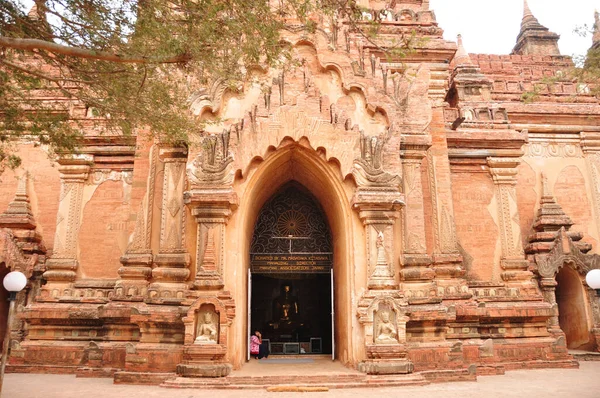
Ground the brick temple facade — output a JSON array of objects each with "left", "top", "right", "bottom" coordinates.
[{"left": 1, "top": 0, "right": 600, "bottom": 384}]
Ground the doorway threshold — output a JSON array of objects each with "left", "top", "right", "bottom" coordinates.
[{"left": 235, "top": 356, "right": 360, "bottom": 377}]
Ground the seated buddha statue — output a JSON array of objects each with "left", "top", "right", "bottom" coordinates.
[
  {"left": 194, "top": 311, "right": 218, "bottom": 344},
  {"left": 375, "top": 310, "right": 398, "bottom": 344}
]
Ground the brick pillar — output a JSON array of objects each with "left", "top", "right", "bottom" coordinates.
[
  {"left": 147, "top": 146, "right": 190, "bottom": 303},
  {"left": 400, "top": 136, "right": 433, "bottom": 285},
  {"left": 185, "top": 189, "right": 238, "bottom": 290},
  {"left": 487, "top": 157, "right": 532, "bottom": 282},
  {"left": 43, "top": 157, "right": 92, "bottom": 286},
  {"left": 352, "top": 194, "right": 402, "bottom": 291},
  {"left": 114, "top": 139, "right": 157, "bottom": 301},
  {"left": 581, "top": 132, "right": 600, "bottom": 243},
  {"left": 426, "top": 105, "right": 465, "bottom": 279},
  {"left": 540, "top": 278, "right": 560, "bottom": 331}
]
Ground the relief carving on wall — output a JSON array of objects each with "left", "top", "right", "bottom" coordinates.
[
  {"left": 487, "top": 157, "right": 526, "bottom": 261},
  {"left": 535, "top": 228, "right": 600, "bottom": 280},
  {"left": 427, "top": 152, "right": 458, "bottom": 255},
  {"left": 160, "top": 160, "right": 186, "bottom": 252},
  {"left": 189, "top": 78, "right": 228, "bottom": 116},
  {"left": 44, "top": 160, "right": 91, "bottom": 284},
  {"left": 585, "top": 153, "right": 600, "bottom": 240},
  {"left": 370, "top": 231, "right": 396, "bottom": 286},
  {"left": 352, "top": 131, "right": 401, "bottom": 188},
  {"left": 524, "top": 142, "right": 583, "bottom": 158},
  {"left": 189, "top": 128, "right": 236, "bottom": 187}
]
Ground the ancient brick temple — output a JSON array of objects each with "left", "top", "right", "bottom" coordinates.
[{"left": 1, "top": 0, "right": 600, "bottom": 384}]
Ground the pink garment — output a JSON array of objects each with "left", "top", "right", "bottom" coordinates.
[{"left": 250, "top": 335, "right": 260, "bottom": 354}]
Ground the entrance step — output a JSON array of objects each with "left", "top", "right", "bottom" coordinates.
[
  {"left": 569, "top": 350, "right": 600, "bottom": 361},
  {"left": 161, "top": 373, "right": 429, "bottom": 389}
]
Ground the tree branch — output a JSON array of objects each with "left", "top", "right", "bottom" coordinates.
[
  {"left": 0, "top": 58, "right": 91, "bottom": 85},
  {"left": 0, "top": 36, "right": 190, "bottom": 64}
]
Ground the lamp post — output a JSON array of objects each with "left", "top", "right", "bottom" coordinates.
[
  {"left": 0, "top": 271, "right": 27, "bottom": 395},
  {"left": 586, "top": 269, "right": 600, "bottom": 297}
]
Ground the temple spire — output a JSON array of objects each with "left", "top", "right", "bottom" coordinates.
[
  {"left": 526, "top": 173, "right": 591, "bottom": 256},
  {"left": 523, "top": 0, "right": 533, "bottom": 18},
  {"left": 27, "top": 1, "right": 45, "bottom": 21},
  {"left": 532, "top": 173, "right": 573, "bottom": 233},
  {"left": 512, "top": 1, "right": 560, "bottom": 56},
  {"left": 454, "top": 34, "right": 474, "bottom": 66},
  {"left": 447, "top": 34, "right": 493, "bottom": 105},
  {"left": 0, "top": 172, "right": 36, "bottom": 230}
]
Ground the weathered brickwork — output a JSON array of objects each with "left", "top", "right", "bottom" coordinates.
[{"left": 0, "top": 0, "right": 599, "bottom": 387}]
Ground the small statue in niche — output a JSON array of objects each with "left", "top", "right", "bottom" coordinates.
[
  {"left": 375, "top": 310, "right": 398, "bottom": 344},
  {"left": 194, "top": 311, "right": 218, "bottom": 344}
]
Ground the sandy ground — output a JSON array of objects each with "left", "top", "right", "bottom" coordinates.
[{"left": 3, "top": 361, "right": 600, "bottom": 398}]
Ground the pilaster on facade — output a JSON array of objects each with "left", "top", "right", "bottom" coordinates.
[
  {"left": 351, "top": 132, "right": 404, "bottom": 291},
  {"left": 184, "top": 188, "right": 238, "bottom": 291},
  {"left": 487, "top": 157, "right": 531, "bottom": 282},
  {"left": 147, "top": 146, "right": 190, "bottom": 304},
  {"left": 426, "top": 127, "right": 463, "bottom": 273},
  {"left": 42, "top": 156, "right": 92, "bottom": 289},
  {"left": 581, "top": 132, "right": 600, "bottom": 246},
  {"left": 114, "top": 141, "right": 158, "bottom": 302},
  {"left": 399, "top": 136, "right": 435, "bottom": 290},
  {"left": 354, "top": 201, "right": 402, "bottom": 291}
]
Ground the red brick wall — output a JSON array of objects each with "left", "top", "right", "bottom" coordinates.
[
  {"left": 516, "top": 162, "right": 538, "bottom": 249},
  {"left": 452, "top": 171, "right": 498, "bottom": 282},
  {"left": 79, "top": 181, "right": 130, "bottom": 278},
  {"left": 554, "top": 165, "right": 597, "bottom": 249},
  {"left": 0, "top": 144, "right": 60, "bottom": 251}
]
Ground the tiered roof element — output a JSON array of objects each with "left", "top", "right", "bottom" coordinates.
[
  {"left": 526, "top": 174, "right": 591, "bottom": 256},
  {"left": 512, "top": 0, "right": 560, "bottom": 56}
]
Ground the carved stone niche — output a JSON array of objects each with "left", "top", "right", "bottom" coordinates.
[
  {"left": 357, "top": 294, "right": 413, "bottom": 375},
  {"left": 177, "top": 295, "right": 235, "bottom": 378}
]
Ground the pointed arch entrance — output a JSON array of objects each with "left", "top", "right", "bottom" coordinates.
[
  {"left": 556, "top": 266, "right": 594, "bottom": 350},
  {"left": 232, "top": 141, "right": 356, "bottom": 367},
  {"left": 250, "top": 182, "right": 333, "bottom": 355}
]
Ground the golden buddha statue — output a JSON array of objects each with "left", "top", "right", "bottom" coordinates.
[{"left": 272, "top": 285, "right": 299, "bottom": 326}]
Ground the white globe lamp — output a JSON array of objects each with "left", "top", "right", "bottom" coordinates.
[
  {"left": 3, "top": 271, "right": 27, "bottom": 295},
  {"left": 0, "top": 270, "right": 27, "bottom": 394},
  {"left": 586, "top": 269, "right": 600, "bottom": 295}
]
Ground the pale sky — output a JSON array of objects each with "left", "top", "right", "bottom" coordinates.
[
  {"left": 18, "top": 0, "right": 599, "bottom": 59},
  {"left": 430, "top": 0, "right": 598, "bottom": 59}
]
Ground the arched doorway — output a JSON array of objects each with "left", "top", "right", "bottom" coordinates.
[
  {"left": 249, "top": 182, "right": 333, "bottom": 356},
  {"left": 556, "top": 265, "right": 593, "bottom": 350},
  {"left": 233, "top": 142, "right": 356, "bottom": 368}
]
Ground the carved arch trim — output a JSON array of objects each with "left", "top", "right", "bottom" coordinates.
[{"left": 535, "top": 228, "right": 600, "bottom": 280}]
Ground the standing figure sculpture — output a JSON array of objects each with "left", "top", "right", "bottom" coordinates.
[
  {"left": 375, "top": 310, "right": 398, "bottom": 344},
  {"left": 272, "top": 284, "right": 299, "bottom": 325},
  {"left": 195, "top": 311, "right": 218, "bottom": 344}
]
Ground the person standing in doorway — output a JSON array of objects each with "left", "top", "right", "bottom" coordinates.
[{"left": 250, "top": 330, "right": 269, "bottom": 359}]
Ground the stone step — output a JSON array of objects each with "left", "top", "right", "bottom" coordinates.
[
  {"left": 227, "top": 374, "right": 363, "bottom": 385},
  {"left": 569, "top": 350, "right": 600, "bottom": 362},
  {"left": 161, "top": 373, "right": 429, "bottom": 389}
]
